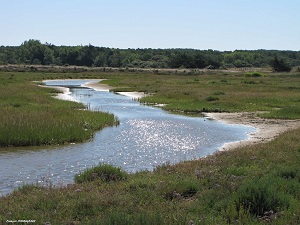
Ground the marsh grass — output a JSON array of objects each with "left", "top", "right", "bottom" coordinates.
[
  {"left": 0, "top": 72, "right": 117, "bottom": 147},
  {"left": 102, "top": 72, "right": 300, "bottom": 118},
  {"left": 233, "top": 177, "right": 290, "bottom": 217},
  {"left": 74, "top": 164, "right": 128, "bottom": 183},
  {"left": 260, "top": 106, "right": 300, "bottom": 119},
  {"left": 0, "top": 107, "right": 116, "bottom": 147}
]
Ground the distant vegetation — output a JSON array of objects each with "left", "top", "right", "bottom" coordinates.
[{"left": 0, "top": 39, "right": 299, "bottom": 72}]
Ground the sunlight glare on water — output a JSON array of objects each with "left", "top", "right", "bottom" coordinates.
[{"left": 123, "top": 119, "right": 203, "bottom": 151}]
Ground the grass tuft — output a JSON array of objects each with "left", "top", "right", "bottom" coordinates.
[
  {"left": 233, "top": 177, "right": 290, "bottom": 217},
  {"left": 74, "top": 164, "right": 128, "bottom": 183}
]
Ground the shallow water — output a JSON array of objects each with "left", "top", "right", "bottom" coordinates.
[{"left": 0, "top": 80, "right": 255, "bottom": 195}]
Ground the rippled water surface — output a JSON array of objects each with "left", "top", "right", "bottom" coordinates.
[{"left": 0, "top": 80, "right": 255, "bottom": 195}]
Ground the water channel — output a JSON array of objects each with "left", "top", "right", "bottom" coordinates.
[{"left": 0, "top": 80, "right": 255, "bottom": 195}]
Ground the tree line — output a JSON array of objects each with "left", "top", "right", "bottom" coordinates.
[{"left": 1, "top": 39, "right": 299, "bottom": 72}]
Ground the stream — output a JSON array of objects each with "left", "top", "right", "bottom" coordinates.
[{"left": 0, "top": 79, "right": 255, "bottom": 195}]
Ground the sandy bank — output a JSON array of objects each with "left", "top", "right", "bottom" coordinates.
[
  {"left": 83, "top": 80, "right": 148, "bottom": 98},
  {"left": 39, "top": 84, "right": 80, "bottom": 102},
  {"left": 52, "top": 86, "right": 77, "bottom": 102},
  {"left": 41, "top": 79, "right": 147, "bottom": 100},
  {"left": 82, "top": 80, "right": 111, "bottom": 92},
  {"left": 204, "top": 112, "right": 300, "bottom": 151}
]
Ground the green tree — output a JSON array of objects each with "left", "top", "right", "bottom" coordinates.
[
  {"left": 270, "top": 56, "right": 292, "bottom": 72},
  {"left": 43, "top": 47, "right": 54, "bottom": 65},
  {"left": 93, "top": 52, "right": 107, "bottom": 67},
  {"left": 20, "top": 40, "right": 46, "bottom": 64}
]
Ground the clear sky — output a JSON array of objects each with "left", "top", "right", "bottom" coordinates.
[{"left": 1, "top": 0, "right": 299, "bottom": 50}]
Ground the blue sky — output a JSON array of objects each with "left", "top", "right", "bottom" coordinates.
[{"left": 1, "top": 0, "right": 299, "bottom": 50}]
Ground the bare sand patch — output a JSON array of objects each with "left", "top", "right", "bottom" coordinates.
[
  {"left": 82, "top": 80, "right": 111, "bottom": 92},
  {"left": 39, "top": 84, "right": 79, "bottom": 102},
  {"left": 83, "top": 80, "right": 147, "bottom": 98},
  {"left": 204, "top": 112, "right": 300, "bottom": 151},
  {"left": 115, "top": 92, "right": 147, "bottom": 98}
]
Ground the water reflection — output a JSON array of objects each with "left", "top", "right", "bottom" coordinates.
[{"left": 0, "top": 80, "right": 255, "bottom": 195}]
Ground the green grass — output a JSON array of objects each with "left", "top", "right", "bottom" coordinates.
[
  {"left": 0, "top": 72, "right": 118, "bottom": 147},
  {"left": 101, "top": 72, "right": 300, "bottom": 118},
  {"left": 74, "top": 164, "right": 128, "bottom": 183},
  {"left": 259, "top": 106, "right": 300, "bottom": 119}
]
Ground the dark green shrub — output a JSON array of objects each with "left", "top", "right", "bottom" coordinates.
[
  {"left": 234, "top": 177, "right": 289, "bottom": 216},
  {"left": 243, "top": 80, "right": 257, "bottom": 84},
  {"left": 205, "top": 96, "right": 219, "bottom": 101},
  {"left": 74, "top": 164, "right": 128, "bottom": 183},
  {"left": 277, "top": 167, "right": 298, "bottom": 179},
  {"left": 245, "top": 72, "right": 266, "bottom": 77},
  {"left": 49, "top": 89, "right": 63, "bottom": 94},
  {"left": 213, "top": 91, "right": 225, "bottom": 95},
  {"left": 270, "top": 56, "right": 292, "bottom": 72}
]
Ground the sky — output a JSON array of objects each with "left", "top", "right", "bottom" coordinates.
[{"left": 1, "top": 0, "right": 299, "bottom": 51}]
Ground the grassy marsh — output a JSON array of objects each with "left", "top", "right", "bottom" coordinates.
[
  {"left": 101, "top": 72, "right": 300, "bottom": 118},
  {"left": 0, "top": 72, "right": 117, "bottom": 147},
  {"left": 0, "top": 70, "right": 300, "bottom": 224}
]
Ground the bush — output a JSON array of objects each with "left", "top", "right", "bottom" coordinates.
[
  {"left": 205, "top": 96, "right": 219, "bottom": 101},
  {"left": 213, "top": 91, "right": 225, "bottom": 95},
  {"left": 234, "top": 177, "right": 289, "bottom": 216},
  {"left": 270, "top": 56, "right": 292, "bottom": 72},
  {"left": 245, "top": 72, "right": 266, "bottom": 77},
  {"left": 74, "top": 164, "right": 128, "bottom": 183},
  {"left": 277, "top": 166, "right": 299, "bottom": 179}
]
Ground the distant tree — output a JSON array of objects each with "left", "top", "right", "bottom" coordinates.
[
  {"left": 270, "top": 56, "right": 292, "bottom": 72},
  {"left": 93, "top": 52, "right": 107, "bottom": 67},
  {"left": 20, "top": 40, "right": 46, "bottom": 64},
  {"left": 1, "top": 40, "right": 300, "bottom": 69},
  {"left": 169, "top": 52, "right": 193, "bottom": 68},
  {"left": 108, "top": 51, "right": 123, "bottom": 67},
  {"left": 32, "top": 58, "right": 41, "bottom": 65},
  {"left": 3, "top": 49, "right": 17, "bottom": 64},
  {"left": 77, "top": 45, "right": 96, "bottom": 66},
  {"left": 43, "top": 47, "right": 54, "bottom": 65},
  {"left": 0, "top": 53, "right": 5, "bottom": 65},
  {"left": 193, "top": 53, "right": 206, "bottom": 68}
]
